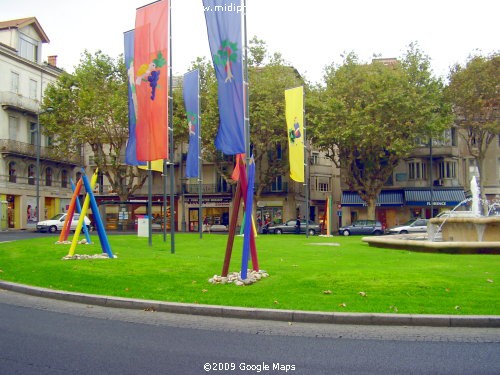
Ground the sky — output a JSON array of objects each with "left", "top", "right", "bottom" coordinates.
[{"left": 2, "top": 0, "right": 498, "bottom": 84}]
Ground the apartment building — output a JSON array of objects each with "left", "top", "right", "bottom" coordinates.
[
  {"left": 88, "top": 143, "right": 340, "bottom": 233},
  {"left": 340, "top": 128, "right": 500, "bottom": 229},
  {"left": 0, "top": 17, "right": 77, "bottom": 230}
]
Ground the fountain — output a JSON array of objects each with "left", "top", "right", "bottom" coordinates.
[{"left": 363, "top": 177, "right": 500, "bottom": 254}]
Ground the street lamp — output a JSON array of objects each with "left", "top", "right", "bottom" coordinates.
[{"left": 36, "top": 107, "right": 53, "bottom": 223}]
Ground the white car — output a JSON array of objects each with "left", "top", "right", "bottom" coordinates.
[
  {"left": 36, "top": 213, "right": 91, "bottom": 233},
  {"left": 386, "top": 219, "right": 429, "bottom": 235}
]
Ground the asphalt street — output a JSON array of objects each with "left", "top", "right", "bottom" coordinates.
[{"left": 1, "top": 290, "right": 499, "bottom": 375}]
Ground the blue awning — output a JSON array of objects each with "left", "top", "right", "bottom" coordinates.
[
  {"left": 342, "top": 190, "right": 404, "bottom": 207},
  {"left": 404, "top": 188, "right": 466, "bottom": 207}
]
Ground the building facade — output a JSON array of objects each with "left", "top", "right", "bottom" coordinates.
[
  {"left": 0, "top": 17, "right": 76, "bottom": 230},
  {"left": 340, "top": 129, "right": 500, "bottom": 229}
]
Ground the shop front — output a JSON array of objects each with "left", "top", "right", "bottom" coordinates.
[
  {"left": 185, "top": 195, "right": 231, "bottom": 232},
  {"left": 341, "top": 190, "right": 404, "bottom": 229},
  {"left": 256, "top": 200, "right": 284, "bottom": 233},
  {"left": 404, "top": 188, "right": 466, "bottom": 218},
  {"left": 95, "top": 196, "right": 178, "bottom": 231}
]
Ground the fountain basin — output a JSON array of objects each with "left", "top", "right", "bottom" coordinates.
[
  {"left": 363, "top": 234, "right": 500, "bottom": 254},
  {"left": 429, "top": 217, "right": 500, "bottom": 242}
]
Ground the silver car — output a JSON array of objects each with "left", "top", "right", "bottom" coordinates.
[{"left": 386, "top": 219, "right": 429, "bottom": 234}]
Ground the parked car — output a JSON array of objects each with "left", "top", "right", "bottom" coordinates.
[
  {"left": 267, "top": 219, "right": 320, "bottom": 235},
  {"left": 36, "top": 213, "right": 91, "bottom": 233},
  {"left": 339, "top": 220, "right": 383, "bottom": 236},
  {"left": 386, "top": 219, "right": 429, "bottom": 235}
]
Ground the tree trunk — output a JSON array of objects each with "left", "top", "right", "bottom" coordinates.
[
  {"left": 366, "top": 197, "right": 376, "bottom": 220},
  {"left": 476, "top": 156, "right": 488, "bottom": 215}
]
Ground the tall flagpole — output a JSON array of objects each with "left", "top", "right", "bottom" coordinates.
[
  {"left": 303, "top": 87, "right": 309, "bottom": 238},
  {"left": 148, "top": 162, "right": 153, "bottom": 246},
  {"left": 243, "top": 0, "right": 250, "bottom": 165},
  {"left": 197, "top": 72, "right": 203, "bottom": 239},
  {"left": 168, "top": 0, "right": 175, "bottom": 253}
]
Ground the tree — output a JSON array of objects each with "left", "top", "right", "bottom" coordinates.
[
  {"left": 309, "top": 46, "right": 451, "bottom": 219},
  {"left": 247, "top": 37, "right": 304, "bottom": 197},
  {"left": 177, "top": 39, "right": 304, "bottom": 197},
  {"left": 41, "top": 51, "right": 147, "bottom": 202},
  {"left": 445, "top": 53, "right": 500, "bottom": 203}
]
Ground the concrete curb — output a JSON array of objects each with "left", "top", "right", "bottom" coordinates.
[{"left": 1, "top": 280, "right": 499, "bottom": 328}]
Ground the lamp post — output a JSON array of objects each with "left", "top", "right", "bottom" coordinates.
[{"left": 35, "top": 107, "right": 53, "bottom": 223}]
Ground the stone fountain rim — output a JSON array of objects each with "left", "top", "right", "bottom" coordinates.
[{"left": 430, "top": 216, "right": 500, "bottom": 224}]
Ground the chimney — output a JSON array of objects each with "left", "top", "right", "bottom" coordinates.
[{"left": 48, "top": 55, "right": 57, "bottom": 67}]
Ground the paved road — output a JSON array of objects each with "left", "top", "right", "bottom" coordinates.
[{"left": 1, "top": 290, "right": 499, "bottom": 375}]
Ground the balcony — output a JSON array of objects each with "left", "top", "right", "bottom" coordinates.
[
  {"left": 260, "top": 182, "right": 289, "bottom": 195},
  {"left": 0, "top": 139, "right": 82, "bottom": 165},
  {"left": 0, "top": 91, "right": 39, "bottom": 115},
  {"left": 410, "top": 145, "right": 459, "bottom": 158},
  {"left": 184, "top": 183, "right": 233, "bottom": 194}
]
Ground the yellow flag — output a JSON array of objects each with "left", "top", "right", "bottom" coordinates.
[
  {"left": 285, "top": 86, "right": 304, "bottom": 182},
  {"left": 138, "top": 159, "right": 164, "bottom": 172}
]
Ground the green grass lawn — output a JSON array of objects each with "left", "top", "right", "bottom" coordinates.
[{"left": 0, "top": 233, "right": 498, "bottom": 315}]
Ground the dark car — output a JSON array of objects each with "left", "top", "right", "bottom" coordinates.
[
  {"left": 339, "top": 220, "right": 383, "bottom": 236},
  {"left": 267, "top": 219, "right": 320, "bottom": 235}
]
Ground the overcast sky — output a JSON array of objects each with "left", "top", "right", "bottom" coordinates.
[{"left": 2, "top": 0, "right": 498, "bottom": 83}]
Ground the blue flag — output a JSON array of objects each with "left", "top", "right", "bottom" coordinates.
[
  {"left": 203, "top": 0, "right": 245, "bottom": 155},
  {"left": 183, "top": 70, "right": 200, "bottom": 178},
  {"left": 124, "top": 30, "right": 146, "bottom": 167}
]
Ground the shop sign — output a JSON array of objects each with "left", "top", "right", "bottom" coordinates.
[
  {"left": 427, "top": 201, "right": 447, "bottom": 206},
  {"left": 186, "top": 197, "right": 231, "bottom": 207}
]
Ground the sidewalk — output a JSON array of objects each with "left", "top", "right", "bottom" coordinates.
[{"left": 1, "top": 280, "right": 498, "bottom": 328}]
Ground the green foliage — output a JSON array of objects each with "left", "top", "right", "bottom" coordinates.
[
  {"left": 0, "top": 234, "right": 498, "bottom": 315},
  {"left": 41, "top": 50, "right": 147, "bottom": 201},
  {"left": 309, "top": 46, "right": 452, "bottom": 218},
  {"left": 445, "top": 52, "right": 500, "bottom": 194},
  {"left": 247, "top": 38, "right": 303, "bottom": 196}
]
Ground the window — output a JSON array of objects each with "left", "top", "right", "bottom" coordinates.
[
  {"left": 45, "top": 167, "right": 53, "bottom": 187},
  {"left": 11, "top": 72, "right": 19, "bottom": 93},
  {"left": 439, "top": 160, "right": 457, "bottom": 179},
  {"left": 216, "top": 173, "right": 228, "bottom": 193},
  {"left": 271, "top": 176, "right": 283, "bottom": 192},
  {"left": 61, "top": 170, "right": 68, "bottom": 188},
  {"left": 28, "top": 164, "right": 36, "bottom": 185},
  {"left": 9, "top": 162, "right": 17, "bottom": 183},
  {"left": 276, "top": 143, "right": 282, "bottom": 160},
  {"left": 29, "top": 79, "right": 38, "bottom": 99},
  {"left": 311, "top": 152, "right": 319, "bottom": 165},
  {"left": 30, "top": 122, "right": 38, "bottom": 145},
  {"left": 314, "top": 176, "right": 330, "bottom": 192},
  {"left": 19, "top": 34, "right": 39, "bottom": 62},
  {"left": 409, "top": 161, "right": 427, "bottom": 180},
  {"left": 9, "top": 116, "right": 19, "bottom": 140}
]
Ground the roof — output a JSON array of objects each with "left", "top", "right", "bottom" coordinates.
[{"left": 0, "top": 17, "right": 49, "bottom": 43}]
